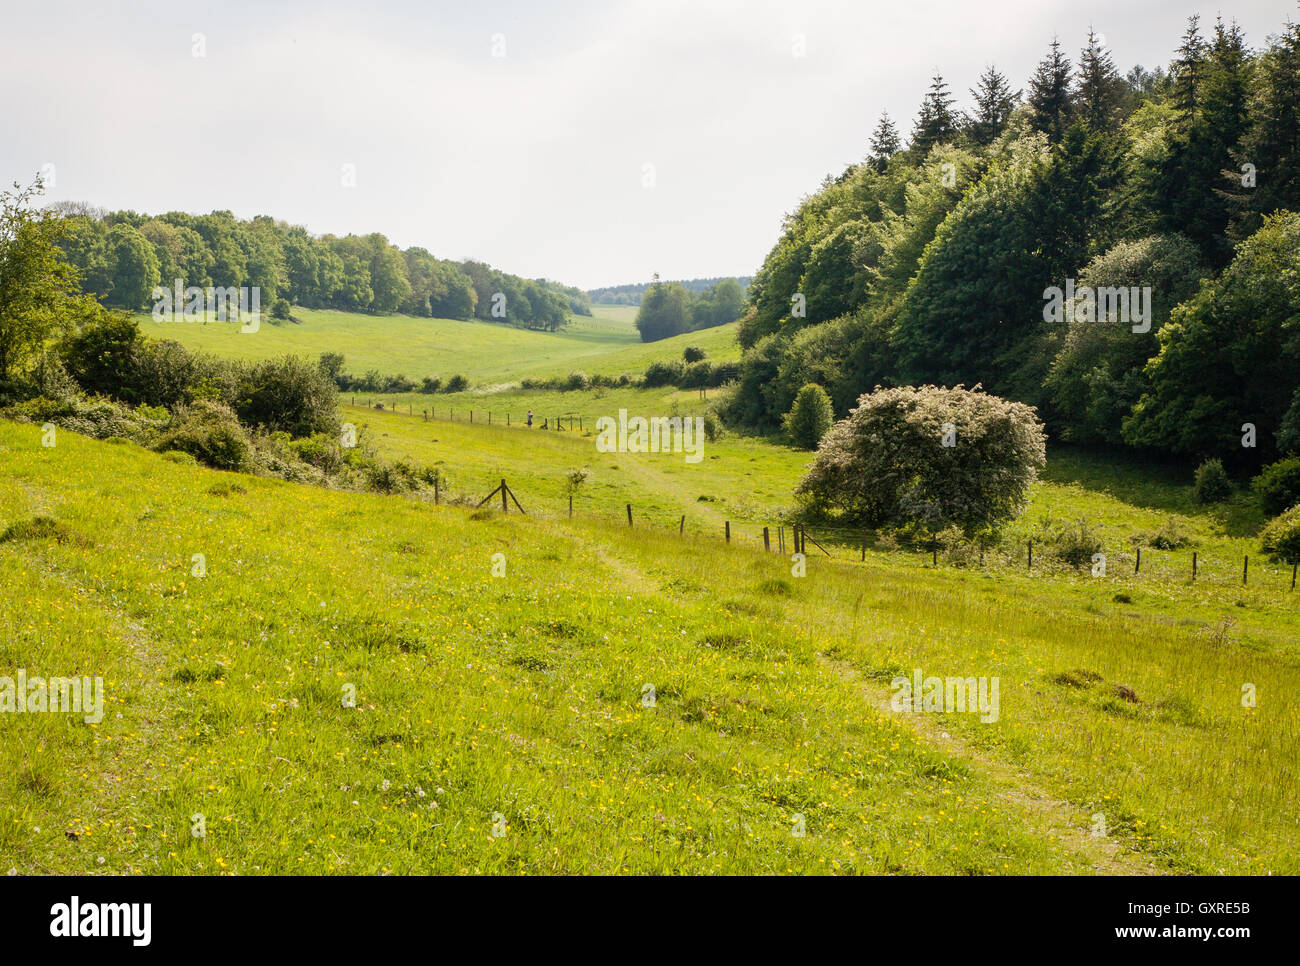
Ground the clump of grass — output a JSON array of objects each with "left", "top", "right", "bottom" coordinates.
[
  {"left": 0, "top": 516, "right": 89, "bottom": 546},
  {"left": 174, "top": 663, "right": 226, "bottom": 683},
  {"left": 756, "top": 578, "right": 793, "bottom": 597},
  {"left": 1111, "top": 683, "right": 1140, "bottom": 703},
  {"left": 1048, "top": 668, "right": 1103, "bottom": 688},
  {"left": 207, "top": 481, "right": 247, "bottom": 497},
  {"left": 1137, "top": 517, "right": 1195, "bottom": 550},
  {"left": 469, "top": 508, "right": 495, "bottom": 521}
]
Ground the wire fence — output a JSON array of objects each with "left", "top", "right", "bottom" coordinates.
[
  {"left": 459, "top": 480, "right": 1300, "bottom": 598},
  {"left": 351, "top": 398, "right": 588, "bottom": 432}
]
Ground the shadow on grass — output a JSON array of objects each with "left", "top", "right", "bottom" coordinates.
[{"left": 1042, "top": 445, "right": 1266, "bottom": 537}]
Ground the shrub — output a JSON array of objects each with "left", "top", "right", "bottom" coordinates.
[
  {"left": 59, "top": 310, "right": 143, "bottom": 400},
  {"left": 1252, "top": 457, "right": 1300, "bottom": 516},
  {"left": 679, "top": 361, "right": 713, "bottom": 389},
  {"left": 1260, "top": 505, "right": 1300, "bottom": 564},
  {"left": 420, "top": 376, "right": 442, "bottom": 394},
  {"left": 783, "top": 383, "right": 833, "bottom": 449},
  {"left": 270, "top": 298, "right": 292, "bottom": 322},
  {"left": 642, "top": 360, "right": 684, "bottom": 388},
  {"left": 566, "top": 370, "right": 590, "bottom": 390},
  {"left": 683, "top": 346, "right": 706, "bottom": 363},
  {"left": 2, "top": 394, "right": 164, "bottom": 443},
  {"left": 796, "top": 384, "right": 1046, "bottom": 535},
  {"left": 444, "top": 374, "right": 469, "bottom": 393},
  {"left": 1043, "top": 519, "right": 1105, "bottom": 569},
  {"left": 1137, "top": 517, "right": 1195, "bottom": 550},
  {"left": 233, "top": 355, "right": 339, "bottom": 438},
  {"left": 1192, "top": 458, "right": 1232, "bottom": 504},
  {"left": 155, "top": 400, "right": 251, "bottom": 471}
]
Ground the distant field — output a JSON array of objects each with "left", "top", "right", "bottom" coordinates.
[{"left": 136, "top": 304, "right": 739, "bottom": 384}]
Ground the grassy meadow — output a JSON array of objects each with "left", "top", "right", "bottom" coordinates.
[
  {"left": 2, "top": 402, "right": 1298, "bottom": 874},
  {"left": 3, "top": 306, "right": 1297, "bottom": 876},
  {"left": 136, "top": 304, "right": 740, "bottom": 385}
]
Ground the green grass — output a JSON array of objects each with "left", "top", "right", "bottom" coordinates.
[
  {"left": 3, "top": 414, "right": 1297, "bottom": 875},
  {"left": 137, "top": 304, "right": 740, "bottom": 385}
]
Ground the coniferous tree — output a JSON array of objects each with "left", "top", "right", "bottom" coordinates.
[
  {"left": 912, "top": 74, "right": 957, "bottom": 154},
  {"left": 1075, "top": 29, "right": 1127, "bottom": 127},
  {"left": 968, "top": 65, "right": 1018, "bottom": 146},
  {"left": 868, "top": 112, "right": 901, "bottom": 171},
  {"left": 1027, "top": 38, "right": 1074, "bottom": 142},
  {"left": 1170, "top": 15, "right": 1209, "bottom": 125},
  {"left": 1233, "top": 18, "right": 1300, "bottom": 236}
]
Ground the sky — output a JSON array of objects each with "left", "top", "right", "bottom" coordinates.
[{"left": 0, "top": 0, "right": 1292, "bottom": 290}]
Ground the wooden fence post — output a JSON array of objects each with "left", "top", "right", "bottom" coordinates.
[
  {"left": 627, "top": 504, "right": 633, "bottom": 528},
  {"left": 1192, "top": 551, "right": 1197, "bottom": 580},
  {"left": 1028, "top": 539, "right": 1033, "bottom": 569},
  {"left": 679, "top": 514, "right": 685, "bottom": 536},
  {"left": 568, "top": 494, "right": 573, "bottom": 518},
  {"left": 1292, "top": 562, "right": 1297, "bottom": 591},
  {"left": 764, "top": 527, "right": 771, "bottom": 552},
  {"left": 725, "top": 521, "right": 731, "bottom": 543},
  {"left": 501, "top": 478, "right": 507, "bottom": 513},
  {"left": 1243, "top": 555, "right": 1249, "bottom": 585},
  {"left": 1135, "top": 548, "right": 1141, "bottom": 574}
]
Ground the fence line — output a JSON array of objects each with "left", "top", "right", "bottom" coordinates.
[{"left": 454, "top": 480, "right": 1297, "bottom": 596}]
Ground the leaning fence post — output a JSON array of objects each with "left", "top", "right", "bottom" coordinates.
[
  {"left": 1292, "top": 562, "right": 1297, "bottom": 591},
  {"left": 627, "top": 504, "right": 633, "bottom": 528},
  {"left": 679, "top": 514, "right": 685, "bottom": 536},
  {"left": 1028, "top": 539, "right": 1033, "bottom": 569},
  {"left": 1136, "top": 548, "right": 1141, "bottom": 574}
]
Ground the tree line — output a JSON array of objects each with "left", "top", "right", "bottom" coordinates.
[
  {"left": 590, "top": 276, "right": 751, "bottom": 306},
  {"left": 729, "top": 14, "right": 1300, "bottom": 476},
  {"left": 634, "top": 275, "right": 746, "bottom": 341},
  {"left": 49, "top": 203, "right": 590, "bottom": 329}
]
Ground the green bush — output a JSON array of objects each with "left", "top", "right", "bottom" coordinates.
[
  {"left": 155, "top": 400, "right": 251, "bottom": 471},
  {"left": 233, "top": 355, "right": 339, "bottom": 438},
  {"left": 1192, "top": 458, "right": 1232, "bottom": 504},
  {"left": 796, "top": 384, "right": 1046, "bottom": 535},
  {"left": 783, "top": 383, "right": 834, "bottom": 449},
  {"left": 642, "top": 360, "right": 684, "bottom": 388},
  {"left": 1252, "top": 457, "right": 1300, "bottom": 516},
  {"left": 683, "top": 346, "right": 706, "bottom": 363},
  {"left": 1260, "top": 505, "right": 1300, "bottom": 564},
  {"left": 444, "top": 374, "right": 469, "bottom": 393}
]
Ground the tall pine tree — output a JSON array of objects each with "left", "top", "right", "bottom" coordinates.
[
  {"left": 912, "top": 74, "right": 957, "bottom": 154},
  {"left": 969, "top": 65, "right": 1018, "bottom": 146},
  {"left": 1027, "top": 38, "right": 1074, "bottom": 142},
  {"left": 869, "top": 112, "right": 901, "bottom": 171},
  {"left": 1075, "top": 29, "right": 1127, "bottom": 127},
  {"left": 1234, "top": 18, "right": 1300, "bottom": 237}
]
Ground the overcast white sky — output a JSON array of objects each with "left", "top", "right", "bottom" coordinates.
[{"left": 0, "top": 1, "right": 1292, "bottom": 289}]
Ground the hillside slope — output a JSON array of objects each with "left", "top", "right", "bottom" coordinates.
[{"left": 1, "top": 420, "right": 1296, "bottom": 874}]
